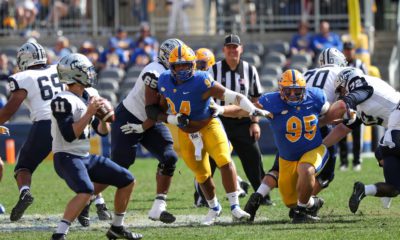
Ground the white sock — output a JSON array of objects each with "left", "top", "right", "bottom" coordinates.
[
  {"left": 206, "top": 196, "right": 219, "bottom": 209},
  {"left": 297, "top": 197, "right": 314, "bottom": 208},
  {"left": 20, "top": 186, "right": 30, "bottom": 194},
  {"left": 94, "top": 196, "right": 105, "bottom": 205},
  {"left": 365, "top": 184, "right": 377, "bottom": 196},
  {"left": 112, "top": 212, "right": 125, "bottom": 226},
  {"left": 256, "top": 183, "right": 271, "bottom": 197},
  {"left": 56, "top": 219, "right": 71, "bottom": 234},
  {"left": 156, "top": 194, "right": 167, "bottom": 201},
  {"left": 226, "top": 191, "right": 239, "bottom": 209}
]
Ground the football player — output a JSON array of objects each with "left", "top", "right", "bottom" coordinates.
[
  {"left": 0, "top": 41, "right": 64, "bottom": 222},
  {"left": 111, "top": 39, "right": 183, "bottom": 224},
  {"left": 220, "top": 69, "right": 347, "bottom": 223},
  {"left": 322, "top": 67, "right": 400, "bottom": 214},
  {"left": 50, "top": 53, "right": 142, "bottom": 240},
  {"left": 150, "top": 44, "right": 272, "bottom": 225},
  {"left": 244, "top": 48, "right": 348, "bottom": 221}
]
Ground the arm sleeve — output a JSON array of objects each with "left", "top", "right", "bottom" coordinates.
[
  {"left": 341, "top": 86, "right": 373, "bottom": 109},
  {"left": 51, "top": 97, "right": 76, "bottom": 142},
  {"left": 249, "top": 66, "right": 262, "bottom": 97}
]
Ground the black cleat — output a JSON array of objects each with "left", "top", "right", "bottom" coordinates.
[
  {"left": 349, "top": 181, "right": 366, "bottom": 213},
  {"left": 50, "top": 233, "right": 66, "bottom": 240},
  {"left": 288, "top": 208, "right": 295, "bottom": 219},
  {"left": 244, "top": 192, "right": 263, "bottom": 222},
  {"left": 96, "top": 203, "right": 112, "bottom": 220},
  {"left": 194, "top": 191, "right": 208, "bottom": 208},
  {"left": 78, "top": 202, "right": 91, "bottom": 227},
  {"left": 239, "top": 181, "right": 250, "bottom": 195},
  {"left": 10, "top": 189, "right": 34, "bottom": 221},
  {"left": 307, "top": 196, "right": 324, "bottom": 217},
  {"left": 292, "top": 206, "right": 320, "bottom": 224},
  {"left": 260, "top": 194, "right": 275, "bottom": 206},
  {"left": 106, "top": 225, "right": 143, "bottom": 240},
  {"left": 158, "top": 211, "right": 176, "bottom": 224}
]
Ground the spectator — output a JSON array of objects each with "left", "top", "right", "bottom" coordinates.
[
  {"left": 50, "top": 36, "right": 72, "bottom": 62},
  {"left": 129, "top": 37, "right": 157, "bottom": 68},
  {"left": 16, "top": 0, "right": 38, "bottom": 29},
  {"left": 133, "top": 22, "right": 158, "bottom": 51},
  {"left": 99, "top": 42, "right": 127, "bottom": 70},
  {"left": 290, "top": 21, "right": 313, "bottom": 56},
  {"left": 166, "top": 0, "right": 193, "bottom": 36},
  {"left": 79, "top": 40, "right": 101, "bottom": 71},
  {"left": 311, "top": 21, "right": 343, "bottom": 56},
  {"left": 47, "top": 0, "right": 86, "bottom": 27},
  {"left": 108, "top": 28, "right": 134, "bottom": 65},
  {"left": 0, "top": 54, "right": 14, "bottom": 80},
  {"left": 132, "top": 0, "right": 150, "bottom": 24},
  {"left": 338, "top": 41, "right": 368, "bottom": 172}
]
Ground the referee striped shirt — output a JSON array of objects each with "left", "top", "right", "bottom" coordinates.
[{"left": 209, "top": 59, "right": 263, "bottom": 106}]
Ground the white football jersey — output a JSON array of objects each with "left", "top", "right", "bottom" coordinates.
[
  {"left": 51, "top": 90, "right": 94, "bottom": 156},
  {"left": 345, "top": 75, "right": 400, "bottom": 128},
  {"left": 8, "top": 65, "right": 64, "bottom": 121},
  {"left": 304, "top": 65, "right": 343, "bottom": 104},
  {"left": 122, "top": 62, "right": 167, "bottom": 121}
]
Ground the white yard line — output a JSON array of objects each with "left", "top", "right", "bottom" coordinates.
[{"left": 0, "top": 214, "right": 268, "bottom": 232}]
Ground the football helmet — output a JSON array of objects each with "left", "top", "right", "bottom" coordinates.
[
  {"left": 318, "top": 48, "right": 347, "bottom": 67},
  {"left": 334, "top": 67, "right": 364, "bottom": 94},
  {"left": 158, "top": 38, "right": 184, "bottom": 68},
  {"left": 17, "top": 42, "right": 47, "bottom": 71},
  {"left": 57, "top": 53, "right": 97, "bottom": 87},
  {"left": 279, "top": 69, "right": 306, "bottom": 106},
  {"left": 169, "top": 44, "right": 196, "bottom": 82},
  {"left": 195, "top": 48, "right": 215, "bottom": 71}
]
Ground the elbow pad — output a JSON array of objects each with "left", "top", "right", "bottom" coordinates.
[{"left": 145, "top": 104, "right": 163, "bottom": 121}]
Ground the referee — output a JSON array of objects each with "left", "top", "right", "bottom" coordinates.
[
  {"left": 209, "top": 34, "right": 271, "bottom": 204},
  {"left": 338, "top": 41, "right": 368, "bottom": 171}
]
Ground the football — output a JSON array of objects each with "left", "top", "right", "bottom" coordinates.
[{"left": 95, "top": 98, "right": 115, "bottom": 123}]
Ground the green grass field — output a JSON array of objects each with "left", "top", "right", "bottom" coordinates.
[{"left": 0, "top": 155, "right": 399, "bottom": 240}]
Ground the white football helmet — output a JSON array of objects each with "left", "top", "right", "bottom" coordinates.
[
  {"left": 17, "top": 42, "right": 47, "bottom": 71},
  {"left": 57, "top": 53, "right": 97, "bottom": 87},
  {"left": 334, "top": 67, "right": 365, "bottom": 92},
  {"left": 318, "top": 48, "right": 347, "bottom": 67},
  {"left": 158, "top": 38, "right": 184, "bottom": 68}
]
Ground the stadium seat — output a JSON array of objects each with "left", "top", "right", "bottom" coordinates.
[
  {"left": 241, "top": 52, "right": 261, "bottom": 68},
  {"left": 0, "top": 81, "right": 10, "bottom": 96},
  {"left": 126, "top": 67, "right": 142, "bottom": 79},
  {"left": 10, "top": 115, "right": 31, "bottom": 123},
  {"left": 288, "top": 63, "right": 309, "bottom": 73},
  {"left": 98, "top": 90, "right": 118, "bottom": 106},
  {"left": 261, "top": 66, "right": 282, "bottom": 78},
  {"left": 265, "top": 41, "right": 290, "bottom": 56},
  {"left": 99, "top": 68, "right": 125, "bottom": 82},
  {"left": 290, "top": 53, "right": 312, "bottom": 67},
  {"left": 120, "top": 80, "right": 135, "bottom": 90},
  {"left": 260, "top": 75, "right": 278, "bottom": 92},
  {"left": 0, "top": 46, "right": 19, "bottom": 57},
  {"left": 118, "top": 88, "right": 131, "bottom": 102},
  {"left": 244, "top": 42, "right": 265, "bottom": 56},
  {"left": 97, "top": 78, "right": 119, "bottom": 92},
  {"left": 263, "top": 52, "right": 286, "bottom": 68}
]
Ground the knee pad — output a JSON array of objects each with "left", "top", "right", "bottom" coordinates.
[{"left": 157, "top": 162, "right": 176, "bottom": 177}]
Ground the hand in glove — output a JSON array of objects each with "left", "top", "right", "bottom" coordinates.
[{"left": 120, "top": 122, "right": 145, "bottom": 134}]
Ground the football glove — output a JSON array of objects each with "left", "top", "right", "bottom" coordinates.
[
  {"left": 0, "top": 126, "right": 9, "bottom": 135},
  {"left": 250, "top": 108, "right": 273, "bottom": 119},
  {"left": 210, "top": 102, "right": 225, "bottom": 117},
  {"left": 120, "top": 122, "right": 145, "bottom": 134},
  {"left": 342, "top": 103, "right": 357, "bottom": 125},
  {"left": 167, "top": 113, "right": 190, "bottom": 127},
  {"left": 382, "top": 128, "right": 396, "bottom": 149}
]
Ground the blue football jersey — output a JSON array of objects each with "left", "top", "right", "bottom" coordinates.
[
  {"left": 259, "top": 87, "right": 327, "bottom": 161},
  {"left": 158, "top": 70, "right": 215, "bottom": 122}
]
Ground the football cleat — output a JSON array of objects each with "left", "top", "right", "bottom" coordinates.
[
  {"left": 292, "top": 206, "right": 320, "bottom": 224},
  {"left": 50, "top": 233, "right": 66, "bottom": 240},
  {"left": 77, "top": 202, "right": 91, "bottom": 227},
  {"left": 261, "top": 194, "right": 274, "bottom": 206},
  {"left": 148, "top": 199, "right": 176, "bottom": 224},
  {"left": 10, "top": 189, "right": 34, "bottom": 221},
  {"left": 96, "top": 203, "right": 113, "bottom": 220},
  {"left": 307, "top": 196, "right": 324, "bottom": 217},
  {"left": 202, "top": 204, "right": 222, "bottom": 226},
  {"left": 349, "top": 181, "right": 366, "bottom": 213},
  {"left": 194, "top": 191, "right": 208, "bottom": 208},
  {"left": 244, "top": 192, "right": 263, "bottom": 222},
  {"left": 231, "top": 206, "right": 251, "bottom": 222},
  {"left": 239, "top": 180, "right": 250, "bottom": 196},
  {"left": 106, "top": 225, "right": 143, "bottom": 240}
]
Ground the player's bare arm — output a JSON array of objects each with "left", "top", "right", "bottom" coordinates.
[
  {"left": 318, "top": 100, "right": 347, "bottom": 126},
  {"left": 322, "top": 123, "right": 352, "bottom": 147},
  {"left": 0, "top": 89, "right": 27, "bottom": 124}
]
